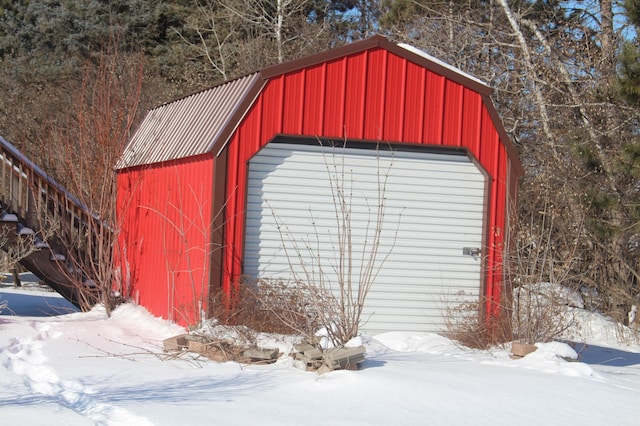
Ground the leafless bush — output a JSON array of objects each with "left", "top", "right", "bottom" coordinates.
[
  {"left": 0, "top": 226, "right": 38, "bottom": 270},
  {"left": 445, "top": 286, "right": 580, "bottom": 349},
  {"left": 208, "top": 278, "right": 323, "bottom": 336},
  {"left": 444, "top": 298, "right": 512, "bottom": 350},
  {"left": 506, "top": 196, "right": 583, "bottom": 344},
  {"left": 266, "top": 143, "right": 400, "bottom": 347},
  {"left": 44, "top": 38, "right": 143, "bottom": 315},
  {"left": 446, "top": 195, "right": 582, "bottom": 348},
  {"left": 512, "top": 284, "right": 581, "bottom": 344}
]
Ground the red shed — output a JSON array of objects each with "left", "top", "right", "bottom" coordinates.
[{"left": 115, "top": 36, "right": 523, "bottom": 332}]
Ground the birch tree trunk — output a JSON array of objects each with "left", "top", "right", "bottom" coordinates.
[{"left": 495, "top": 0, "right": 558, "bottom": 158}]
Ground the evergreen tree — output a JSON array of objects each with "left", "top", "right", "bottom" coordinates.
[{"left": 618, "top": 0, "right": 640, "bottom": 103}]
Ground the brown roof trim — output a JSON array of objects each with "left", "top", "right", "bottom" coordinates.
[
  {"left": 260, "top": 35, "right": 492, "bottom": 97},
  {"left": 260, "top": 35, "right": 390, "bottom": 78},
  {"left": 481, "top": 94, "right": 524, "bottom": 177},
  {"left": 387, "top": 42, "right": 492, "bottom": 96},
  {"left": 211, "top": 78, "right": 268, "bottom": 157}
]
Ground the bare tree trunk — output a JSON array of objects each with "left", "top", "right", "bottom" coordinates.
[
  {"left": 521, "top": 19, "right": 598, "bottom": 144},
  {"left": 276, "top": 0, "right": 285, "bottom": 63},
  {"left": 448, "top": 0, "right": 454, "bottom": 43},
  {"left": 600, "top": 0, "right": 616, "bottom": 88},
  {"left": 495, "top": 0, "right": 558, "bottom": 158},
  {"left": 596, "top": 0, "right": 621, "bottom": 192}
]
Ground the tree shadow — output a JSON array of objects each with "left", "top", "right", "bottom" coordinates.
[
  {"left": 0, "top": 371, "right": 283, "bottom": 409},
  {"left": 568, "top": 342, "right": 640, "bottom": 367},
  {"left": 0, "top": 290, "right": 78, "bottom": 317}
]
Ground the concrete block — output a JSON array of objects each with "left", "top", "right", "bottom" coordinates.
[
  {"left": 325, "top": 346, "right": 366, "bottom": 370},
  {"left": 186, "top": 335, "right": 212, "bottom": 354},
  {"left": 294, "top": 343, "right": 316, "bottom": 353},
  {"left": 163, "top": 334, "right": 188, "bottom": 352},
  {"left": 511, "top": 342, "right": 537, "bottom": 358},
  {"left": 244, "top": 348, "right": 279, "bottom": 361}
]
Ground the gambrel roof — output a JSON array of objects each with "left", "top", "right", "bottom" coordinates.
[{"left": 118, "top": 35, "right": 520, "bottom": 175}]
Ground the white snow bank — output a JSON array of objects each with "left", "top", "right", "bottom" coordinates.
[
  {"left": 372, "top": 331, "right": 465, "bottom": 355},
  {"left": 1, "top": 280, "right": 639, "bottom": 425},
  {"left": 108, "top": 303, "right": 185, "bottom": 340}
]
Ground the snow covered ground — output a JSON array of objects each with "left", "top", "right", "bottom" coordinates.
[{"left": 1, "top": 275, "right": 639, "bottom": 426}]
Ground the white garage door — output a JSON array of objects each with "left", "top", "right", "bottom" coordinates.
[{"left": 244, "top": 142, "right": 486, "bottom": 334}]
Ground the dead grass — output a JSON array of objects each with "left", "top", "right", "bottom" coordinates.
[
  {"left": 209, "top": 278, "right": 322, "bottom": 336},
  {"left": 444, "top": 299, "right": 512, "bottom": 349},
  {"left": 445, "top": 286, "right": 580, "bottom": 349},
  {"left": 445, "top": 194, "right": 583, "bottom": 350}
]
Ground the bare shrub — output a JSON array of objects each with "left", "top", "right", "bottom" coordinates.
[
  {"left": 506, "top": 196, "right": 583, "bottom": 344},
  {"left": 264, "top": 142, "right": 400, "bottom": 347},
  {"left": 444, "top": 298, "right": 512, "bottom": 350},
  {"left": 445, "top": 287, "right": 580, "bottom": 349},
  {"left": 446, "top": 194, "right": 582, "bottom": 347},
  {"left": 43, "top": 37, "right": 143, "bottom": 315},
  {"left": 511, "top": 283, "right": 580, "bottom": 344},
  {"left": 209, "top": 278, "right": 322, "bottom": 336},
  {"left": 0, "top": 219, "right": 56, "bottom": 271},
  {"left": 0, "top": 213, "right": 59, "bottom": 289}
]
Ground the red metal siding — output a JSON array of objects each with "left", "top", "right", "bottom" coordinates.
[
  {"left": 364, "top": 49, "right": 387, "bottom": 141},
  {"left": 462, "top": 87, "right": 483, "bottom": 154},
  {"left": 442, "top": 80, "right": 464, "bottom": 147},
  {"left": 424, "top": 71, "right": 446, "bottom": 144},
  {"left": 324, "top": 59, "right": 348, "bottom": 136},
  {"left": 403, "top": 62, "right": 426, "bottom": 142},
  {"left": 261, "top": 75, "right": 284, "bottom": 141},
  {"left": 222, "top": 133, "right": 243, "bottom": 295},
  {"left": 344, "top": 53, "right": 368, "bottom": 139},
  {"left": 222, "top": 47, "right": 514, "bottom": 314},
  {"left": 491, "top": 147, "right": 508, "bottom": 312},
  {"left": 282, "top": 70, "right": 305, "bottom": 134},
  {"left": 303, "top": 64, "right": 327, "bottom": 135},
  {"left": 383, "top": 51, "right": 407, "bottom": 141},
  {"left": 116, "top": 154, "right": 214, "bottom": 327}
]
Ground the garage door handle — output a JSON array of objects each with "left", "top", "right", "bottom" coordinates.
[{"left": 462, "top": 247, "right": 481, "bottom": 257}]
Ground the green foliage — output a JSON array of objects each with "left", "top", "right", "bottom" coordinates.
[
  {"left": 618, "top": 141, "right": 640, "bottom": 178},
  {"left": 618, "top": 1, "right": 640, "bottom": 103},
  {"left": 584, "top": 189, "right": 617, "bottom": 213},
  {"left": 571, "top": 141, "right": 603, "bottom": 173},
  {"left": 617, "top": 41, "right": 640, "bottom": 104},
  {"left": 380, "top": 0, "right": 423, "bottom": 26},
  {"left": 0, "top": 0, "right": 187, "bottom": 79},
  {"left": 624, "top": 0, "right": 640, "bottom": 26}
]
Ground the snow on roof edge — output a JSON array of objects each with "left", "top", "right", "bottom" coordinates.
[{"left": 398, "top": 43, "right": 489, "bottom": 88}]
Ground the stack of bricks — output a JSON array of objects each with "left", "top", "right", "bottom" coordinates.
[{"left": 294, "top": 340, "right": 365, "bottom": 373}]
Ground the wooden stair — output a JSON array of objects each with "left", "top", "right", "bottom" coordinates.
[{"left": 0, "top": 136, "right": 106, "bottom": 311}]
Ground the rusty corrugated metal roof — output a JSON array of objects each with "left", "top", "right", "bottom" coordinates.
[{"left": 117, "top": 72, "right": 263, "bottom": 169}]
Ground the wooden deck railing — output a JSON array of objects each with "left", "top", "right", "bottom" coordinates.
[{"left": 0, "top": 135, "right": 109, "bottom": 300}]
